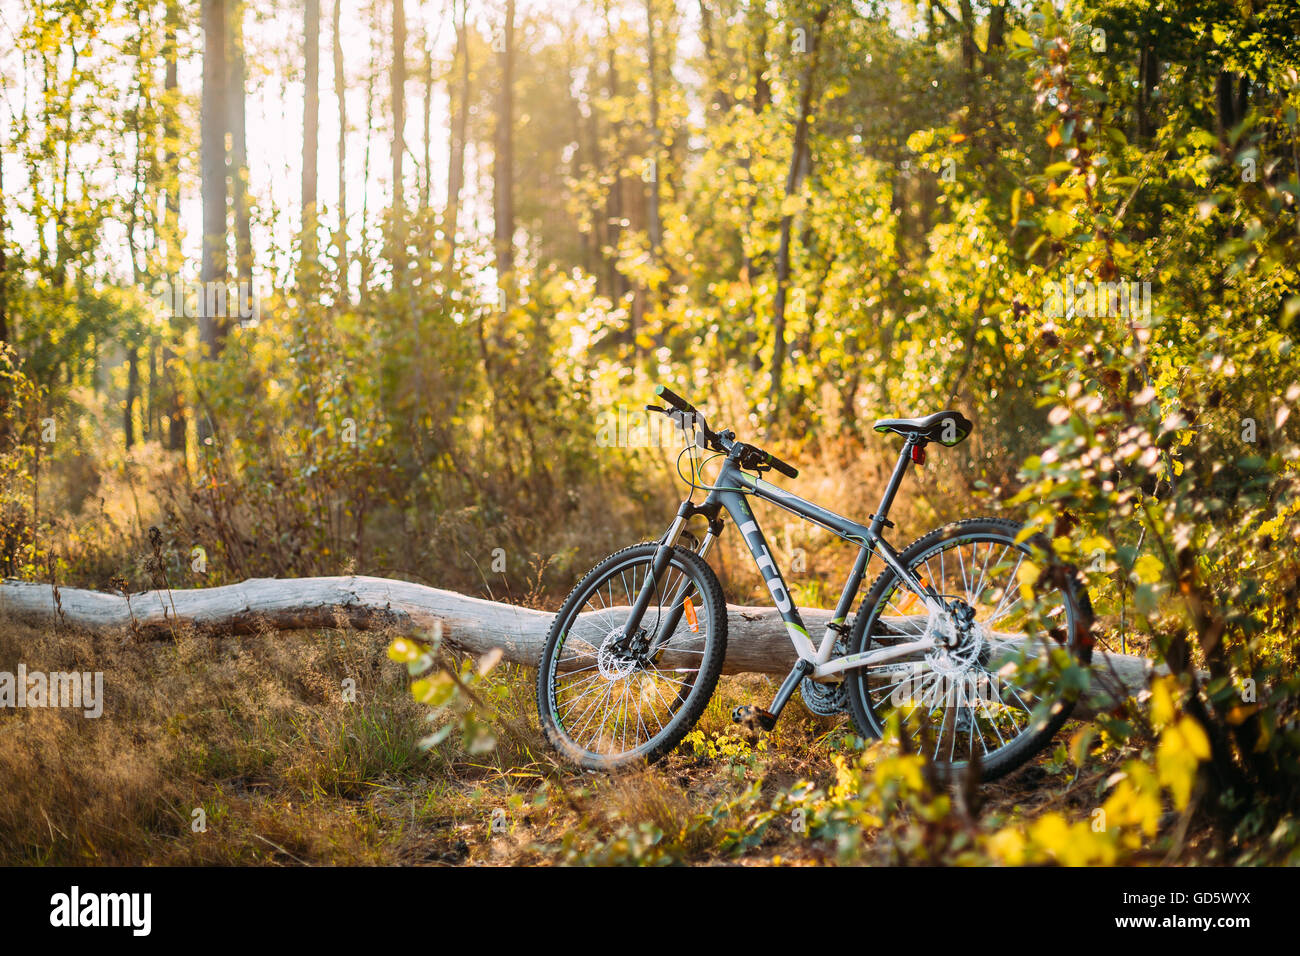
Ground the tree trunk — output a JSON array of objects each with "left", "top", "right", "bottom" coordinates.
[
  {"left": 0, "top": 576, "right": 1157, "bottom": 720},
  {"left": 389, "top": 0, "right": 407, "bottom": 282},
  {"left": 358, "top": 48, "right": 377, "bottom": 304},
  {"left": 162, "top": 0, "right": 186, "bottom": 455},
  {"left": 229, "top": 2, "right": 253, "bottom": 295},
  {"left": 421, "top": 33, "right": 433, "bottom": 212},
  {"left": 601, "top": 0, "right": 625, "bottom": 306},
  {"left": 0, "top": 127, "right": 7, "bottom": 349},
  {"left": 494, "top": 0, "right": 517, "bottom": 289},
  {"left": 199, "top": 0, "right": 230, "bottom": 444},
  {"left": 146, "top": 339, "right": 158, "bottom": 440},
  {"left": 302, "top": 0, "right": 321, "bottom": 269},
  {"left": 643, "top": 0, "right": 663, "bottom": 258},
  {"left": 768, "top": 5, "right": 829, "bottom": 427},
  {"left": 125, "top": 345, "right": 139, "bottom": 449},
  {"left": 445, "top": 0, "right": 469, "bottom": 269},
  {"left": 0, "top": 141, "right": 8, "bottom": 447},
  {"left": 333, "top": 0, "right": 348, "bottom": 299}
]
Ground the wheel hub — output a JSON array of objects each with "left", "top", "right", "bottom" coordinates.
[
  {"left": 925, "top": 603, "right": 985, "bottom": 678},
  {"left": 597, "top": 628, "right": 641, "bottom": 680}
]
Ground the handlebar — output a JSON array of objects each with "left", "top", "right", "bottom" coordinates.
[
  {"left": 648, "top": 384, "right": 799, "bottom": 480},
  {"left": 746, "top": 445, "right": 799, "bottom": 480},
  {"left": 653, "top": 384, "right": 695, "bottom": 415}
]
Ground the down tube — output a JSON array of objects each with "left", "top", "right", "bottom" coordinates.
[{"left": 716, "top": 489, "right": 817, "bottom": 662}]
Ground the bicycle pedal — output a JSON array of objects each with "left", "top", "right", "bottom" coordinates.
[{"left": 731, "top": 705, "right": 777, "bottom": 731}]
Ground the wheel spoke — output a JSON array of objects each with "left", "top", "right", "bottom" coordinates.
[
  {"left": 545, "top": 550, "right": 719, "bottom": 763},
  {"left": 854, "top": 530, "right": 1082, "bottom": 774}
]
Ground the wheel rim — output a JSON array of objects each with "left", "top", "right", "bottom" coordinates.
[
  {"left": 547, "top": 555, "right": 712, "bottom": 762},
  {"left": 856, "top": 533, "right": 1081, "bottom": 768}
]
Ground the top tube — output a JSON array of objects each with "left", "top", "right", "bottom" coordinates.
[{"left": 726, "top": 468, "right": 875, "bottom": 548}]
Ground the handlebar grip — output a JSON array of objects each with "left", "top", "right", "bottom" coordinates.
[
  {"left": 654, "top": 384, "right": 695, "bottom": 414},
  {"left": 763, "top": 451, "right": 799, "bottom": 480}
]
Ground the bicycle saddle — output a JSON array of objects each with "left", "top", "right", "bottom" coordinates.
[{"left": 872, "top": 410, "right": 973, "bottom": 446}]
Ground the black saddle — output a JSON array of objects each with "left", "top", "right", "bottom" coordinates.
[{"left": 872, "top": 410, "right": 973, "bottom": 447}]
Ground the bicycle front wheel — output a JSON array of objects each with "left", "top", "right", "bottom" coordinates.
[
  {"left": 844, "top": 517, "right": 1092, "bottom": 781},
  {"left": 537, "top": 542, "right": 727, "bottom": 770}
]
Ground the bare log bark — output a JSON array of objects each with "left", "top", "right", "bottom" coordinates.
[{"left": 0, "top": 576, "right": 1153, "bottom": 719}]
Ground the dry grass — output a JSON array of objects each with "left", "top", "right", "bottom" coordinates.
[
  {"left": 1, "top": 611, "right": 1109, "bottom": 866},
  {"left": 0, "top": 611, "right": 871, "bottom": 865}
]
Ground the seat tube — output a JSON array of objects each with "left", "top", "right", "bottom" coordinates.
[
  {"left": 817, "top": 544, "right": 871, "bottom": 661},
  {"left": 869, "top": 437, "right": 914, "bottom": 538}
]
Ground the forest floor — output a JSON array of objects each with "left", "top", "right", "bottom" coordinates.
[{"left": 0, "top": 616, "right": 1179, "bottom": 866}]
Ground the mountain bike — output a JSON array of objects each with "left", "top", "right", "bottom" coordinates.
[{"left": 536, "top": 385, "right": 1093, "bottom": 781}]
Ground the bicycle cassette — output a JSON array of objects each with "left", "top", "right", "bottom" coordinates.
[{"left": 800, "top": 639, "right": 848, "bottom": 716}]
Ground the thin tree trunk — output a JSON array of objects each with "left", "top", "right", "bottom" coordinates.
[
  {"left": 333, "top": 0, "right": 349, "bottom": 299},
  {"left": 697, "top": 0, "right": 731, "bottom": 111},
  {"left": 125, "top": 346, "right": 139, "bottom": 449},
  {"left": 643, "top": 0, "right": 663, "bottom": 257},
  {"left": 0, "top": 139, "right": 8, "bottom": 447},
  {"left": 0, "top": 133, "right": 7, "bottom": 349},
  {"left": 199, "top": 0, "right": 230, "bottom": 445},
  {"left": 229, "top": 2, "right": 253, "bottom": 295},
  {"left": 445, "top": 0, "right": 469, "bottom": 269},
  {"left": 769, "top": 5, "right": 829, "bottom": 427},
  {"left": 421, "top": 32, "right": 433, "bottom": 212},
  {"left": 121, "top": 13, "right": 148, "bottom": 454},
  {"left": 302, "top": 0, "right": 321, "bottom": 271},
  {"left": 601, "top": 0, "right": 624, "bottom": 306},
  {"left": 494, "top": 0, "right": 516, "bottom": 289},
  {"left": 359, "top": 48, "right": 377, "bottom": 304},
  {"left": 391, "top": 0, "right": 406, "bottom": 207},
  {"left": 146, "top": 339, "right": 158, "bottom": 440},
  {"left": 162, "top": 0, "right": 186, "bottom": 455}
]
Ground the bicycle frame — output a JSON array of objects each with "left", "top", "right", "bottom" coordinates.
[{"left": 622, "top": 431, "right": 949, "bottom": 725}]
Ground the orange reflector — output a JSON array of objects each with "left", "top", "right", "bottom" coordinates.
[
  {"left": 899, "top": 577, "right": 929, "bottom": 613},
  {"left": 684, "top": 600, "right": 699, "bottom": 633}
]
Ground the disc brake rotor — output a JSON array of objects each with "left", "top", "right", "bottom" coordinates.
[{"left": 596, "top": 629, "right": 639, "bottom": 681}]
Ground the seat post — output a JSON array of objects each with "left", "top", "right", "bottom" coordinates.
[{"left": 870, "top": 436, "right": 915, "bottom": 537}]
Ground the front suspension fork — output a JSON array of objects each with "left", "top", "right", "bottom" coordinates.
[{"left": 623, "top": 502, "right": 720, "bottom": 655}]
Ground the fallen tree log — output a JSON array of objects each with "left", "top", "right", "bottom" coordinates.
[{"left": 1, "top": 575, "right": 1153, "bottom": 718}]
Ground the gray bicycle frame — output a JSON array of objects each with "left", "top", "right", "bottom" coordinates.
[{"left": 628, "top": 432, "right": 948, "bottom": 683}]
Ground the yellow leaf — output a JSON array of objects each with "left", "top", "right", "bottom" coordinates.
[
  {"left": 388, "top": 637, "right": 421, "bottom": 663},
  {"left": 1030, "top": 812, "right": 1071, "bottom": 852},
  {"left": 779, "top": 194, "right": 807, "bottom": 217},
  {"left": 1176, "top": 716, "right": 1211, "bottom": 760},
  {"left": 1007, "top": 27, "right": 1033, "bottom": 48},
  {"left": 987, "top": 828, "right": 1026, "bottom": 865},
  {"left": 1017, "top": 560, "right": 1041, "bottom": 601},
  {"left": 1132, "top": 553, "right": 1164, "bottom": 584},
  {"left": 1079, "top": 535, "right": 1110, "bottom": 555},
  {"left": 1150, "top": 676, "right": 1176, "bottom": 727}
]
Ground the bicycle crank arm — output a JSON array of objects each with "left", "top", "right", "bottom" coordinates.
[{"left": 733, "top": 659, "right": 814, "bottom": 731}]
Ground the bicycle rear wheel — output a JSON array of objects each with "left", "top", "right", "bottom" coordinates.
[
  {"left": 844, "top": 517, "right": 1092, "bottom": 781},
  {"left": 537, "top": 542, "right": 727, "bottom": 770}
]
